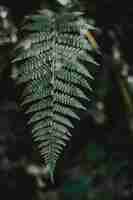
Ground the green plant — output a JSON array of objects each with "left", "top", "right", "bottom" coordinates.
[{"left": 12, "top": 9, "right": 98, "bottom": 181}]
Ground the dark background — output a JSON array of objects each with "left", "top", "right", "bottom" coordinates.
[{"left": 0, "top": 0, "right": 133, "bottom": 199}]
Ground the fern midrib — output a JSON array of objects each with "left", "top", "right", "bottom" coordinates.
[{"left": 48, "top": 20, "right": 57, "bottom": 169}]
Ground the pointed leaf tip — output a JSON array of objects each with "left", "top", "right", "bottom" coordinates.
[{"left": 45, "top": 164, "right": 55, "bottom": 184}]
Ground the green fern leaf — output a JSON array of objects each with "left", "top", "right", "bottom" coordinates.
[{"left": 12, "top": 9, "right": 99, "bottom": 181}]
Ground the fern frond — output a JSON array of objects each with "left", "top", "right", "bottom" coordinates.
[{"left": 12, "top": 9, "right": 99, "bottom": 181}]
